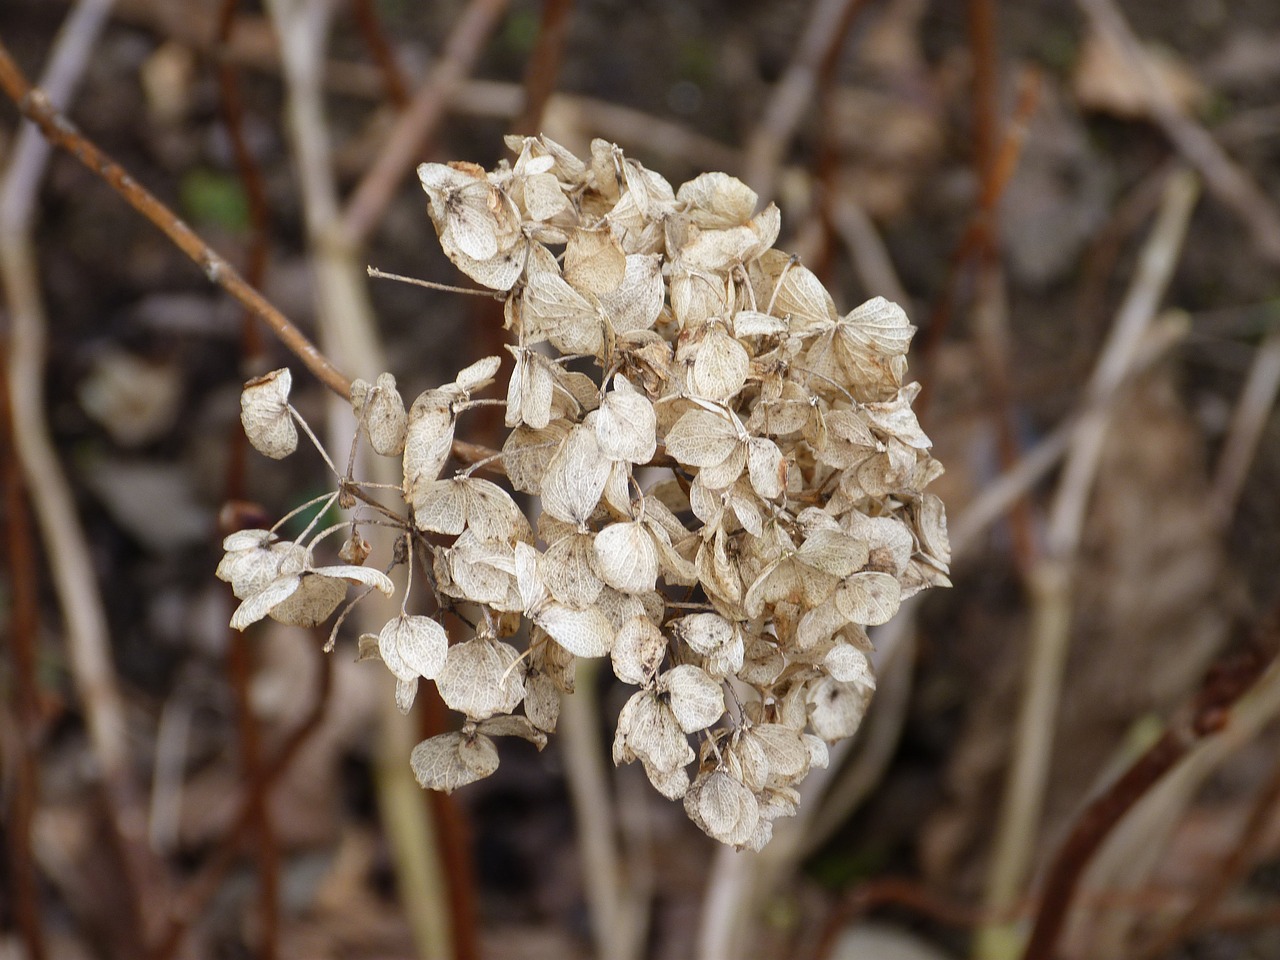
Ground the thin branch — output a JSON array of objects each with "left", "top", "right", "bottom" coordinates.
[
  {"left": 1137, "top": 752, "right": 1280, "bottom": 957},
  {"left": 213, "top": 6, "right": 281, "bottom": 949},
  {"left": 1207, "top": 331, "right": 1280, "bottom": 526},
  {"left": 0, "top": 3, "right": 166, "bottom": 950},
  {"left": 0, "top": 38, "right": 352, "bottom": 399},
  {"left": 153, "top": 647, "right": 334, "bottom": 960},
  {"left": 340, "top": 0, "right": 510, "bottom": 246},
  {"left": 510, "top": 0, "right": 576, "bottom": 137}
]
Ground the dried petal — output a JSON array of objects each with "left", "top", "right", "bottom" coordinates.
[
  {"left": 411, "top": 729, "right": 500, "bottom": 793},
  {"left": 660, "top": 664, "right": 724, "bottom": 733},
  {"left": 240, "top": 369, "right": 297, "bottom": 459},
  {"left": 436, "top": 637, "right": 526, "bottom": 720}
]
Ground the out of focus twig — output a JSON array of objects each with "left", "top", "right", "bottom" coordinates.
[
  {"left": 351, "top": 0, "right": 410, "bottom": 107},
  {"left": 1076, "top": 0, "right": 1280, "bottom": 265},
  {"left": 511, "top": 0, "right": 575, "bottom": 136},
  {"left": 340, "top": 0, "right": 509, "bottom": 246},
  {"left": 1137, "top": 744, "right": 1280, "bottom": 957},
  {"left": 265, "top": 0, "right": 457, "bottom": 956},
  {"left": 214, "top": 2, "right": 280, "bottom": 952},
  {"left": 742, "top": 0, "right": 871, "bottom": 201},
  {"left": 561, "top": 660, "right": 642, "bottom": 960},
  {"left": 0, "top": 1, "right": 163, "bottom": 949},
  {"left": 1208, "top": 332, "right": 1280, "bottom": 526},
  {"left": 154, "top": 647, "right": 333, "bottom": 960},
  {"left": 1, "top": 361, "right": 48, "bottom": 958}
]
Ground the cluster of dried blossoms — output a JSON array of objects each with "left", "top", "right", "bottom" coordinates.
[{"left": 219, "top": 137, "right": 950, "bottom": 849}]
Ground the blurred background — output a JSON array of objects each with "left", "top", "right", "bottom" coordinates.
[{"left": 3, "top": 0, "right": 1280, "bottom": 958}]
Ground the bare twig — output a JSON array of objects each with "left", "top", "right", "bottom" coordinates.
[
  {"left": 0, "top": 40, "right": 351, "bottom": 398},
  {"left": 827, "top": 193, "right": 909, "bottom": 309},
  {"left": 1208, "top": 332, "right": 1280, "bottom": 526},
  {"left": 214, "top": 4, "right": 280, "bottom": 951},
  {"left": 742, "top": 0, "right": 871, "bottom": 201},
  {"left": 949, "top": 314, "right": 1188, "bottom": 559},
  {"left": 421, "top": 682, "right": 481, "bottom": 960},
  {"left": 0, "top": 2, "right": 167, "bottom": 949},
  {"left": 511, "top": 0, "right": 575, "bottom": 136},
  {"left": 340, "top": 0, "right": 509, "bottom": 246}
]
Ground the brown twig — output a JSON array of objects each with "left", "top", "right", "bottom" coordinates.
[
  {"left": 0, "top": 38, "right": 352, "bottom": 399},
  {"left": 510, "top": 0, "right": 575, "bottom": 136},
  {"left": 340, "top": 0, "right": 510, "bottom": 247},
  {"left": 422, "top": 685, "right": 481, "bottom": 960},
  {"left": 350, "top": 0, "right": 410, "bottom": 107},
  {"left": 153, "top": 645, "right": 334, "bottom": 960},
  {"left": 1020, "top": 621, "right": 1280, "bottom": 960},
  {"left": 0, "top": 2, "right": 166, "bottom": 949},
  {"left": 210, "top": 13, "right": 284, "bottom": 947}
]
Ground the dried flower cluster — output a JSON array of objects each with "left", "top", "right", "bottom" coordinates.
[{"left": 219, "top": 137, "right": 950, "bottom": 849}]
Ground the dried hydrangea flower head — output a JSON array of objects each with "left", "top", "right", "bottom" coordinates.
[{"left": 221, "top": 137, "right": 950, "bottom": 849}]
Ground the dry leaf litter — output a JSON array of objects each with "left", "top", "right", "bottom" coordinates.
[{"left": 220, "top": 137, "right": 951, "bottom": 849}]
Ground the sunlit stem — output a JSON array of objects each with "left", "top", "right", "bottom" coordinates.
[
  {"left": 400, "top": 533, "right": 414, "bottom": 614},
  {"left": 288, "top": 404, "right": 342, "bottom": 479},
  {"left": 367, "top": 265, "right": 503, "bottom": 299},
  {"left": 271, "top": 491, "right": 340, "bottom": 540},
  {"left": 764, "top": 253, "right": 799, "bottom": 317}
]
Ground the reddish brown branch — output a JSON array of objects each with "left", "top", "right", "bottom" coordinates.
[
  {"left": 351, "top": 0, "right": 411, "bottom": 108},
  {"left": 422, "top": 687, "right": 481, "bottom": 960},
  {"left": 0, "top": 38, "right": 352, "bottom": 400},
  {"left": 0, "top": 359, "right": 48, "bottom": 959},
  {"left": 212, "top": 6, "right": 280, "bottom": 953},
  {"left": 510, "top": 0, "right": 575, "bottom": 136},
  {"left": 153, "top": 645, "right": 334, "bottom": 960},
  {"left": 1020, "top": 623, "right": 1280, "bottom": 960}
]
